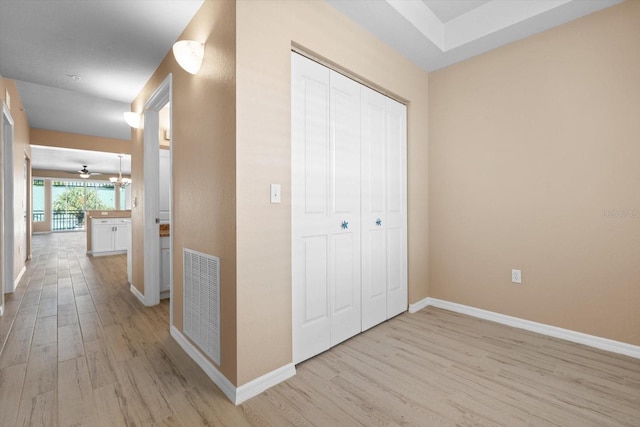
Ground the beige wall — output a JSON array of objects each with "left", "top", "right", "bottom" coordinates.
[
  {"left": 30, "top": 128, "right": 130, "bottom": 154},
  {"left": 130, "top": 0, "right": 238, "bottom": 383},
  {"left": 235, "top": 0, "right": 429, "bottom": 385},
  {"left": 429, "top": 1, "right": 640, "bottom": 346},
  {"left": 1, "top": 78, "right": 31, "bottom": 288}
]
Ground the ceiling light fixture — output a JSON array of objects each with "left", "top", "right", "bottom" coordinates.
[
  {"left": 79, "top": 166, "right": 91, "bottom": 179},
  {"left": 172, "top": 40, "right": 205, "bottom": 75},
  {"left": 110, "top": 155, "right": 131, "bottom": 187},
  {"left": 123, "top": 111, "right": 142, "bottom": 129}
]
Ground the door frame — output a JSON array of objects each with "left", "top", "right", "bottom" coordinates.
[
  {"left": 23, "top": 152, "right": 31, "bottom": 261},
  {"left": 2, "top": 102, "right": 15, "bottom": 297},
  {"left": 142, "top": 74, "right": 173, "bottom": 321}
]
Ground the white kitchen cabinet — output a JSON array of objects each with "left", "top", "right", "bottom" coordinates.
[
  {"left": 115, "top": 220, "right": 130, "bottom": 251},
  {"left": 92, "top": 218, "right": 130, "bottom": 255},
  {"left": 160, "top": 236, "right": 170, "bottom": 294}
]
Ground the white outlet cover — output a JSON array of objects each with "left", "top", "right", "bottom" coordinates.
[
  {"left": 512, "top": 269, "right": 522, "bottom": 283},
  {"left": 270, "top": 184, "right": 281, "bottom": 204}
]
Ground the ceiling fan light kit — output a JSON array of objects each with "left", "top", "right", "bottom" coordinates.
[
  {"left": 78, "top": 165, "right": 100, "bottom": 179},
  {"left": 79, "top": 169, "right": 91, "bottom": 179}
]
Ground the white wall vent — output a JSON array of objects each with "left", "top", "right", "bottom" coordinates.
[{"left": 183, "top": 248, "right": 221, "bottom": 365}]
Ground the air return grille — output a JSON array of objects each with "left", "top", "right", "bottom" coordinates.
[{"left": 183, "top": 248, "right": 220, "bottom": 365}]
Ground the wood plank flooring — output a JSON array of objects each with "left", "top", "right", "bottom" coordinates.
[{"left": 0, "top": 232, "right": 638, "bottom": 426}]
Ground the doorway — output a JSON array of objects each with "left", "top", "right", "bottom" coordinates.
[{"left": 142, "top": 74, "right": 173, "bottom": 322}]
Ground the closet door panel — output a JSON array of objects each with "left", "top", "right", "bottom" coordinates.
[
  {"left": 292, "top": 53, "right": 332, "bottom": 363},
  {"left": 329, "top": 70, "right": 361, "bottom": 346},
  {"left": 303, "top": 79, "right": 329, "bottom": 214},
  {"left": 386, "top": 98, "right": 408, "bottom": 319},
  {"left": 331, "top": 233, "right": 359, "bottom": 345},
  {"left": 361, "top": 87, "right": 388, "bottom": 331},
  {"left": 303, "top": 236, "right": 329, "bottom": 322}
]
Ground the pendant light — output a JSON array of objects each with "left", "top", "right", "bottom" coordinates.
[{"left": 110, "top": 155, "right": 131, "bottom": 187}]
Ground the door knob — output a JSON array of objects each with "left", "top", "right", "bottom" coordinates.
[
  {"left": 341, "top": 220, "right": 349, "bottom": 230},
  {"left": 376, "top": 218, "right": 382, "bottom": 226}
]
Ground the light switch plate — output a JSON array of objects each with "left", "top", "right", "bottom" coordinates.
[{"left": 271, "top": 184, "right": 281, "bottom": 204}]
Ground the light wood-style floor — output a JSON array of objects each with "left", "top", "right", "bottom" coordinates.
[{"left": 0, "top": 232, "right": 638, "bottom": 426}]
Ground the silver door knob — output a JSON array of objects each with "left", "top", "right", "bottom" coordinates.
[{"left": 341, "top": 221, "right": 349, "bottom": 230}]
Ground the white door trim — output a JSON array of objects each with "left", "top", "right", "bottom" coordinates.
[
  {"left": 2, "top": 103, "right": 15, "bottom": 295},
  {"left": 143, "top": 74, "right": 172, "bottom": 316}
]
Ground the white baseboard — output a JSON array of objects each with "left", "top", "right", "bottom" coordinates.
[
  {"left": 91, "top": 250, "right": 126, "bottom": 257},
  {"left": 14, "top": 265, "right": 26, "bottom": 289},
  {"left": 0, "top": 305, "right": 4, "bottom": 317},
  {"left": 408, "top": 297, "right": 430, "bottom": 313},
  {"left": 410, "top": 297, "right": 640, "bottom": 359},
  {"left": 170, "top": 326, "right": 236, "bottom": 402},
  {"left": 236, "top": 362, "right": 296, "bottom": 405},
  {"left": 129, "top": 284, "right": 146, "bottom": 306},
  {"left": 170, "top": 326, "right": 296, "bottom": 405}
]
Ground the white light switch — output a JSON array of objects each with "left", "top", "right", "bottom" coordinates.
[{"left": 270, "top": 184, "right": 281, "bottom": 204}]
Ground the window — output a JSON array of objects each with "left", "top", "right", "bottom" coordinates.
[
  {"left": 120, "top": 186, "right": 127, "bottom": 210},
  {"left": 47, "top": 180, "right": 118, "bottom": 231},
  {"left": 85, "top": 181, "right": 116, "bottom": 210},
  {"left": 32, "top": 179, "right": 45, "bottom": 222}
]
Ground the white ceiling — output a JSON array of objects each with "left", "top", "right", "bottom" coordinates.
[
  {"left": 30, "top": 145, "right": 131, "bottom": 177},
  {"left": 0, "top": 0, "right": 203, "bottom": 172},
  {"left": 422, "top": 0, "right": 492, "bottom": 23},
  {"left": 0, "top": 0, "right": 623, "bottom": 173},
  {"left": 326, "top": 0, "right": 623, "bottom": 72}
]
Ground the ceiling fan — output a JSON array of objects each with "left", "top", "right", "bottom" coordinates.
[{"left": 77, "top": 165, "right": 102, "bottom": 179}]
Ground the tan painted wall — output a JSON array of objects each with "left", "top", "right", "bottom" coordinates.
[
  {"left": 159, "top": 104, "right": 170, "bottom": 149},
  {"left": 428, "top": 1, "right": 640, "bottom": 345},
  {"left": 30, "top": 129, "right": 130, "bottom": 154},
  {"left": 235, "top": 0, "right": 429, "bottom": 385},
  {"left": 1, "top": 78, "right": 31, "bottom": 286},
  {"left": 130, "top": 0, "right": 237, "bottom": 383}
]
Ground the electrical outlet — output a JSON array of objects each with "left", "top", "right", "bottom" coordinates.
[{"left": 512, "top": 269, "right": 522, "bottom": 284}]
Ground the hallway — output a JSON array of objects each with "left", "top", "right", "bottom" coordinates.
[
  {"left": 1, "top": 233, "right": 639, "bottom": 426},
  {"left": 0, "top": 232, "right": 256, "bottom": 425}
]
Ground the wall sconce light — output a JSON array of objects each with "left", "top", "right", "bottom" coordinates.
[
  {"left": 123, "top": 112, "right": 142, "bottom": 129},
  {"left": 172, "top": 40, "right": 205, "bottom": 75}
]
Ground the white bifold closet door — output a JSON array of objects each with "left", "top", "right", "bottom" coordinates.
[
  {"left": 292, "top": 52, "right": 407, "bottom": 364},
  {"left": 361, "top": 86, "right": 408, "bottom": 331},
  {"left": 292, "top": 53, "right": 362, "bottom": 364}
]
